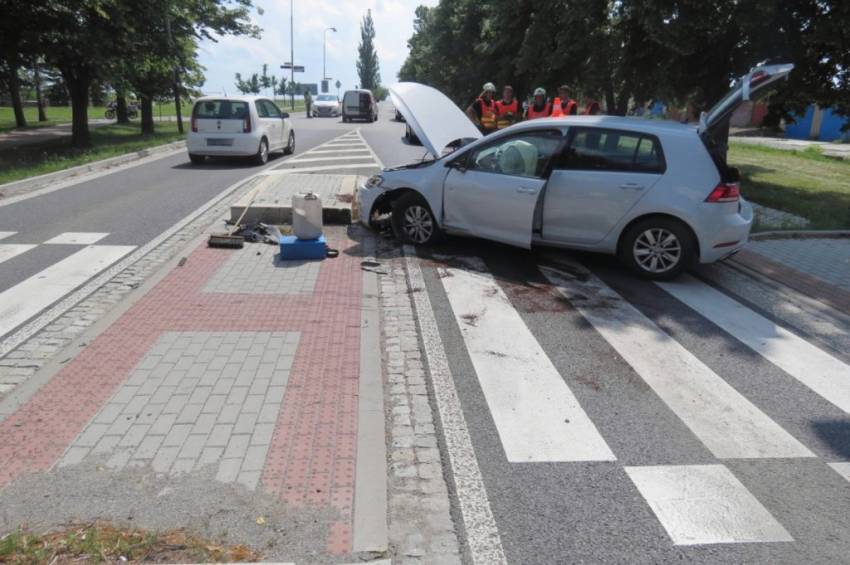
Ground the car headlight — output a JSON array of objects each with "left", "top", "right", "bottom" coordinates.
[{"left": 365, "top": 174, "right": 384, "bottom": 188}]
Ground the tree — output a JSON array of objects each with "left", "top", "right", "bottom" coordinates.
[
  {"left": 0, "top": 0, "right": 41, "bottom": 128},
  {"left": 235, "top": 72, "right": 262, "bottom": 94},
  {"left": 357, "top": 9, "right": 381, "bottom": 90}
]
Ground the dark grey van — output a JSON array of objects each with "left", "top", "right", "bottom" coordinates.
[{"left": 342, "top": 89, "right": 378, "bottom": 123}]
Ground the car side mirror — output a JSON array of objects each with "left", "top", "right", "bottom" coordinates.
[
  {"left": 448, "top": 159, "right": 467, "bottom": 173},
  {"left": 281, "top": 112, "right": 289, "bottom": 119}
]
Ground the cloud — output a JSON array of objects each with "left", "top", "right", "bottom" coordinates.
[{"left": 196, "top": 0, "right": 437, "bottom": 96}]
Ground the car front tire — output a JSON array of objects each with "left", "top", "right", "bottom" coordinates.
[
  {"left": 188, "top": 154, "right": 205, "bottom": 165},
  {"left": 254, "top": 138, "right": 269, "bottom": 165},
  {"left": 619, "top": 217, "right": 695, "bottom": 280},
  {"left": 391, "top": 193, "right": 442, "bottom": 245},
  {"left": 284, "top": 131, "right": 295, "bottom": 155}
]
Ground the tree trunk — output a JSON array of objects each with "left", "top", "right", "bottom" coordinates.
[
  {"left": 172, "top": 72, "right": 183, "bottom": 134},
  {"left": 67, "top": 76, "right": 91, "bottom": 148},
  {"left": 140, "top": 96, "right": 155, "bottom": 135},
  {"left": 34, "top": 61, "right": 48, "bottom": 122},
  {"left": 116, "top": 92, "right": 129, "bottom": 123},
  {"left": 7, "top": 61, "right": 27, "bottom": 129}
]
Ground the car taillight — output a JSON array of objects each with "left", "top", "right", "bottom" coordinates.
[
  {"left": 191, "top": 112, "right": 197, "bottom": 133},
  {"left": 243, "top": 116, "right": 251, "bottom": 133},
  {"left": 705, "top": 182, "right": 740, "bottom": 203}
]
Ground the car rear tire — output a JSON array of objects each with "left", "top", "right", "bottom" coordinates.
[
  {"left": 619, "top": 217, "right": 695, "bottom": 280},
  {"left": 284, "top": 131, "right": 295, "bottom": 155},
  {"left": 189, "top": 154, "right": 205, "bottom": 165},
  {"left": 391, "top": 193, "right": 442, "bottom": 245},
  {"left": 254, "top": 138, "right": 269, "bottom": 165}
]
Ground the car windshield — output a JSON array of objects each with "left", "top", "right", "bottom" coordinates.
[{"left": 316, "top": 95, "right": 336, "bottom": 101}]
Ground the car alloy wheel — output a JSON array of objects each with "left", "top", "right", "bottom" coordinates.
[
  {"left": 633, "top": 228, "right": 681, "bottom": 274},
  {"left": 255, "top": 139, "right": 268, "bottom": 164},
  {"left": 402, "top": 205, "right": 434, "bottom": 244}
]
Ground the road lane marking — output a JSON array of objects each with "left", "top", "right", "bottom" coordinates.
[
  {"left": 303, "top": 148, "right": 372, "bottom": 154},
  {"left": 828, "top": 462, "right": 850, "bottom": 483},
  {"left": 44, "top": 232, "right": 109, "bottom": 245},
  {"left": 625, "top": 464, "right": 793, "bottom": 545},
  {"left": 0, "top": 244, "right": 36, "bottom": 265},
  {"left": 441, "top": 262, "right": 615, "bottom": 462},
  {"left": 658, "top": 275, "right": 850, "bottom": 413},
  {"left": 0, "top": 232, "right": 15, "bottom": 241},
  {"left": 542, "top": 267, "right": 814, "bottom": 459},
  {"left": 0, "top": 245, "right": 135, "bottom": 339},
  {"left": 404, "top": 248, "right": 507, "bottom": 565},
  {"left": 261, "top": 164, "right": 382, "bottom": 175},
  {"left": 284, "top": 155, "right": 376, "bottom": 164}
]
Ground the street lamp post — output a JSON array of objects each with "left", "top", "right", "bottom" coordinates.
[{"left": 323, "top": 27, "right": 337, "bottom": 84}]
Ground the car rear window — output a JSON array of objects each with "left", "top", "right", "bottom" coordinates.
[
  {"left": 194, "top": 100, "right": 249, "bottom": 120},
  {"left": 560, "top": 127, "right": 665, "bottom": 174}
]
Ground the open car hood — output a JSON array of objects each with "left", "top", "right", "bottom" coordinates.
[
  {"left": 389, "top": 82, "right": 482, "bottom": 157},
  {"left": 698, "top": 63, "right": 794, "bottom": 135}
]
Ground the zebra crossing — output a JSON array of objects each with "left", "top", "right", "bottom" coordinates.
[
  {"left": 0, "top": 232, "right": 135, "bottom": 338},
  {"left": 263, "top": 129, "right": 382, "bottom": 176},
  {"left": 416, "top": 248, "right": 850, "bottom": 560}
]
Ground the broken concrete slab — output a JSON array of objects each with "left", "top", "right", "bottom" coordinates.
[{"left": 230, "top": 173, "right": 363, "bottom": 225}]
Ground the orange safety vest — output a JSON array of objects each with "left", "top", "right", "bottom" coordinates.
[
  {"left": 526, "top": 102, "right": 551, "bottom": 120},
  {"left": 551, "top": 97, "right": 578, "bottom": 117},
  {"left": 478, "top": 96, "right": 497, "bottom": 131},
  {"left": 495, "top": 99, "right": 519, "bottom": 129}
]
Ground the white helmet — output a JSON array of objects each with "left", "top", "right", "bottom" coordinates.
[
  {"left": 534, "top": 87, "right": 546, "bottom": 97},
  {"left": 483, "top": 82, "right": 497, "bottom": 93}
]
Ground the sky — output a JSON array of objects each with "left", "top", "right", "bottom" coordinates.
[{"left": 196, "top": 0, "right": 437, "bottom": 97}]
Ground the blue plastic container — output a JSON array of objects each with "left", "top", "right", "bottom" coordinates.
[{"left": 279, "top": 235, "right": 327, "bottom": 260}]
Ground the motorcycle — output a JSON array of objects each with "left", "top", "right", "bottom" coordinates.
[{"left": 105, "top": 101, "right": 139, "bottom": 120}]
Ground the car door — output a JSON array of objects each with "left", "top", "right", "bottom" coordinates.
[
  {"left": 262, "top": 100, "right": 285, "bottom": 149},
  {"left": 264, "top": 100, "right": 287, "bottom": 148},
  {"left": 443, "top": 129, "right": 564, "bottom": 248},
  {"left": 541, "top": 127, "right": 665, "bottom": 245}
]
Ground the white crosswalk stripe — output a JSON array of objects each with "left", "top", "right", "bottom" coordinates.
[
  {"left": 625, "top": 464, "right": 793, "bottom": 544},
  {"left": 658, "top": 275, "right": 850, "bottom": 413},
  {"left": 44, "top": 232, "right": 109, "bottom": 245},
  {"left": 0, "top": 244, "right": 36, "bottom": 265},
  {"left": 542, "top": 266, "right": 813, "bottom": 459},
  {"left": 439, "top": 262, "right": 615, "bottom": 462},
  {"left": 0, "top": 232, "right": 16, "bottom": 241},
  {"left": 0, "top": 244, "right": 135, "bottom": 338}
]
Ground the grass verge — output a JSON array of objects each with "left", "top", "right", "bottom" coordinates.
[
  {"left": 728, "top": 142, "right": 850, "bottom": 230},
  {"left": 1, "top": 100, "right": 308, "bottom": 132},
  {"left": 0, "top": 523, "right": 260, "bottom": 563},
  {"left": 0, "top": 122, "right": 185, "bottom": 186}
]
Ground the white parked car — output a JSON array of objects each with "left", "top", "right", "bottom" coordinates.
[
  {"left": 312, "top": 94, "right": 341, "bottom": 117},
  {"left": 187, "top": 96, "right": 294, "bottom": 165},
  {"left": 359, "top": 64, "right": 793, "bottom": 279}
]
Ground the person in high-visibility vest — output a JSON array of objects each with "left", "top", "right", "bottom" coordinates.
[
  {"left": 495, "top": 85, "right": 520, "bottom": 129},
  {"left": 551, "top": 85, "right": 578, "bottom": 117},
  {"left": 583, "top": 98, "right": 602, "bottom": 115},
  {"left": 466, "top": 82, "right": 498, "bottom": 134},
  {"left": 524, "top": 87, "right": 552, "bottom": 120}
]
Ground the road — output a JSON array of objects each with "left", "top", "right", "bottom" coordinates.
[{"left": 1, "top": 100, "right": 849, "bottom": 563}]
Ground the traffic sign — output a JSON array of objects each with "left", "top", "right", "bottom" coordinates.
[{"left": 280, "top": 63, "right": 305, "bottom": 72}]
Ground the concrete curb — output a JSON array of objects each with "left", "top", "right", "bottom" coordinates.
[
  {"left": 0, "top": 140, "right": 186, "bottom": 196},
  {"left": 750, "top": 230, "right": 850, "bottom": 241}
]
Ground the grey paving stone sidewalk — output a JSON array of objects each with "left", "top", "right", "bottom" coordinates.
[
  {"left": 60, "top": 330, "right": 296, "bottom": 490},
  {"left": 746, "top": 238, "right": 850, "bottom": 291}
]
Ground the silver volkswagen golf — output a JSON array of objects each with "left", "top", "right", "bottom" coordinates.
[{"left": 358, "top": 64, "right": 793, "bottom": 280}]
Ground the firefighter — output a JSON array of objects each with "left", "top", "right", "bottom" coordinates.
[
  {"left": 495, "top": 85, "right": 520, "bottom": 129},
  {"left": 551, "top": 85, "right": 578, "bottom": 117},
  {"left": 524, "top": 87, "right": 552, "bottom": 120},
  {"left": 466, "top": 82, "right": 498, "bottom": 134}
]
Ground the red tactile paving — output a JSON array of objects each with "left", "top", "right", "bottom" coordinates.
[{"left": 0, "top": 234, "right": 363, "bottom": 554}]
